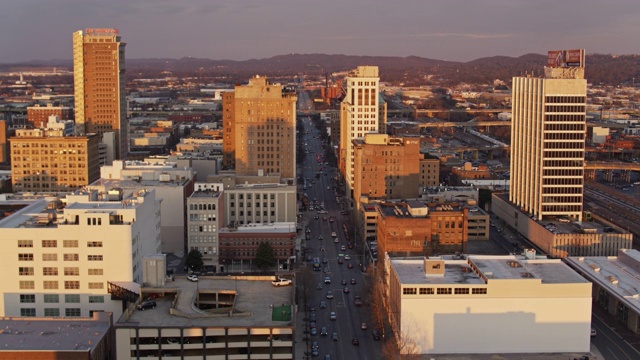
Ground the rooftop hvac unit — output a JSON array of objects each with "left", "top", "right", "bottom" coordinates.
[{"left": 159, "top": 174, "right": 171, "bottom": 182}]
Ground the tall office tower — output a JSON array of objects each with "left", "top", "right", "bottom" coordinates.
[
  {"left": 222, "top": 76, "right": 297, "bottom": 180},
  {"left": 73, "top": 28, "right": 127, "bottom": 161},
  {"left": 339, "top": 66, "right": 381, "bottom": 208},
  {"left": 510, "top": 49, "right": 587, "bottom": 221}
]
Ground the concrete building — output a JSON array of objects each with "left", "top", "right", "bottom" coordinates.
[
  {"left": 27, "top": 103, "right": 73, "bottom": 128},
  {"left": 222, "top": 76, "right": 297, "bottom": 180},
  {"left": 73, "top": 28, "right": 127, "bottom": 160},
  {"left": 115, "top": 277, "right": 295, "bottom": 359},
  {"left": 352, "top": 134, "right": 421, "bottom": 209},
  {"left": 10, "top": 130, "right": 100, "bottom": 192},
  {"left": 510, "top": 50, "right": 587, "bottom": 221},
  {"left": 88, "top": 160, "right": 195, "bottom": 254},
  {"left": 339, "top": 66, "right": 382, "bottom": 208},
  {"left": 566, "top": 249, "right": 640, "bottom": 335},
  {"left": 187, "top": 190, "right": 223, "bottom": 273},
  {"left": 0, "top": 189, "right": 161, "bottom": 319},
  {"left": 0, "top": 311, "right": 113, "bottom": 359},
  {"left": 219, "top": 222, "right": 297, "bottom": 272},
  {"left": 386, "top": 254, "right": 592, "bottom": 354},
  {"left": 492, "top": 193, "right": 632, "bottom": 258},
  {"left": 376, "top": 201, "right": 468, "bottom": 258}
]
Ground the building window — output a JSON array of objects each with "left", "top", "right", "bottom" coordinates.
[
  {"left": 18, "top": 240, "right": 33, "bottom": 248},
  {"left": 454, "top": 288, "right": 470, "bottom": 295},
  {"left": 63, "top": 240, "right": 78, "bottom": 247},
  {"left": 18, "top": 253, "right": 34, "bottom": 261},
  {"left": 88, "top": 268, "right": 104, "bottom": 275},
  {"left": 19, "top": 267, "right": 34, "bottom": 276},
  {"left": 20, "top": 294, "right": 36, "bottom": 303},
  {"left": 89, "top": 296, "right": 104, "bottom": 303},
  {"left": 436, "top": 288, "right": 452, "bottom": 295},
  {"left": 88, "top": 255, "right": 103, "bottom": 261},
  {"left": 43, "top": 281, "right": 59, "bottom": 289},
  {"left": 43, "top": 253, "right": 58, "bottom": 261},
  {"left": 42, "top": 240, "right": 57, "bottom": 248},
  {"left": 43, "top": 267, "right": 58, "bottom": 276},
  {"left": 88, "top": 282, "right": 104, "bottom": 289},
  {"left": 64, "top": 281, "right": 80, "bottom": 290},
  {"left": 472, "top": 288, "right": 487, "bottom": 295},
  {"left": 44, "top": 308, "right": 60, "bottom": 316},
  {"left": 65, "top": 308, "right": 81, "bottom": 317},
  {"left": 402, "top": 288, "right": 417, "bottom": 295},
  {"left": 20, "top": 308, "right": 36, "bottom": 317},
  {"left": 65, "top": 294, "right": 80, "bottom": 303},
  {"left": 87, "top": 241, "right": 103, "bottom": 247},
  {"left": 19, "top": 281, "right": 35, "bottom": 290},
  {"left": 64, "top": 267, "right": 80, "bottom": 276},
  {"left": 44, "top": 294, "right": 59, "bottom": 303},
  {"left": 419, "top": 288, "right": 434, "bottom": 295},
  {"left": 64, "top": 254, "right": 79, "bottom": 261}
]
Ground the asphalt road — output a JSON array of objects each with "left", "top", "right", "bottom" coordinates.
[{"left": 298, "top": 117, "right": 381, "bottom": 359}]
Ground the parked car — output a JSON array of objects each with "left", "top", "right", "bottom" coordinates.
[
  {"left": 187, "top": 274, "right": 198, "bottom": 282},
  {"left": 372, "top": 330, "right": 381, "bottom": 340},
  {"left": 271, "top": 278, "right": 292, "bottom": 287},
  {"left": 137, "top": 300, "right": 157, "bottom": 311}
]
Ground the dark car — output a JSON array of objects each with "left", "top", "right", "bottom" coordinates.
[
  {"left": 137, "top": 300, "right": 156, "bottom": 310},
  {"left": 372, "top": 330, "right": 381, "bottom": 340},
  {"left": 352, "top": 337, "right": 359, "bottom": 345},
  {"left": 351, "top": 278, "right": 356, "bottom": 285},
  {"left": 319, "top": 301, "right": 327, "bottom": 309},
  {"left": 341, "top": 279, "right": 347, "bottom": 285},
  {"left": 331, "top": 332, "right": 339, "bottom": 341},
  {"left": 310, "top": 327, "right": 318, "bottom": 336}
]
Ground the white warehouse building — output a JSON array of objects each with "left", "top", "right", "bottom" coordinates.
[
  {"left": 0, "top": 189, "right": 161, "bottom": 319},
  {"left": 386, "top": 254, "right": 592, "bottom": 354}
]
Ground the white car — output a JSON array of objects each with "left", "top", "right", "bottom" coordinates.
[
  {"left": 271, "top": 278, "right": 292, "bottom": 287},
  {"left": 187, "top": 274, "right": 198, "bottom": 282}
]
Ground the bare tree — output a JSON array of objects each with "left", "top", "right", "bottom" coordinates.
[{"left": 382, "top": 321, "right": 421, "bottom": 359}]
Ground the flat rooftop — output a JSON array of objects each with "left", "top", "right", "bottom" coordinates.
[
  {"left": 392, "top": 255, "right": 588, "bottom": 285},
  {"left": 0, "top": 313, "right": 111, "bottom": 351},
  {"left": 124, "top": 276, "right": 293, "bottom": 328},
  {"left": 91, "top": 177, "right": 190, "bottom": 189},
  {"left": 220, "top": 222, "right": 297, "bottom": 234}
]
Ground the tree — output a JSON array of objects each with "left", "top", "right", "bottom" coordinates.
[
  {"left": 382, "top": 319, "right": 421, "bottom": 360},
  {"left": 255, "top": 242, "right": 276, "bottom": 272},
  {"left": 186, "top": 249, "right": 204, "bottom": 272}
]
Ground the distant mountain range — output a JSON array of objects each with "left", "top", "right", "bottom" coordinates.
[{"left": 2, "top": 53, "right": 639, "bottom": 86}]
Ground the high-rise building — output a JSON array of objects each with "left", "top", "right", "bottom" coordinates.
[
  {"left": 339, "top": 66, "right": 382, "bottom": 207},
  {"left": 222, "top": 76, "right": 297, "bottom": 180},
  {"left": 73, "top": 28, "right": 127, "bottom": 161},
  {"left": 509, "top": 49, "right": 587, "bottom": 221}
]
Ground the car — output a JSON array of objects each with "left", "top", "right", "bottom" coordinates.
[
  {"left": 351, "top": 337, "right": 359, "bottom": 345},
  {"left": 323, "top": 266, "right": 330, "bottom": 273},
  {"left": 310, "top": 327, "right": 318, "bottom": 336},
  {"left": 318, "top": 235, "right": 324, "bottom": 240},
  {"left": 309, "top": 312, "right": 317, "bottom": 321},
  {"left": 322, "top": 257, "right": 328, "bottom": 264},
  {"left": 331, "top": 232, "right": 337, "bottom": 237},
  {"left": 341, "top": 210, "right": 349, "bottom": 215},
  {"left": 306, "top": 255, "right": 313, "bottom": 262},
  {"left": 361, "top": 322, "right": 368, "bottom": 330},
  {"left": 319, "top": 301, "right": 327, "bottom": 309},
  {"left": 334, "top": 238, "right": 339, "bottom": 243},
  {"left": 340, "top": 245, "right": 346, "bottom": 251},
  {"left": 348, "top": 263, "right": 354, "bottom": 269},
  {"left": 309, "top": 321, "right": 316, "bottom": 329},
  {"left": 591, "top": 328, "right": 597, "bottom": 337},
  {"left": 320, "top": 246, "right": 325, "bottom": 252},
  {"left": 337, "top": 258, "right": 343, "bottom": 264},
  {"left": 306, "top": 228, "right": 311, "bottom": 234},
  {"left": 330, "top": 311, "right": 336, "bottom": 320},
  {"left": 271, "top": 278, "right": 292, "bottom": 287},
  {"left": 311, "top": 349, "right": 319, "bottom": 357},
  {"left": 324, "top": 276, "right": 331, "bottom": 284},
  {"left": 320, "top": 327, "right": 328, "bottom": 336},
  {"left": 331, "top": 332, "right": 339, "bottom": 341},
  {"left": 187, "top": 274, "right": 198, "bottom": 282},
  {"left": 312, "top": 341, "right": 319, "bottom": 350},
  {"left": 324, "top": 355, "right": 331, "bottom": 360},
  {"left": 343, "top": 287, "right": 350, "bottom": 294},
  {"left": 316, "top": 283, "right": 323, "bottom": 290},
  {"left": 137, "top": 300, "right": 157, "bottom": 311},
  {"left": 326, "top": 186, "right": 330, "bottom": 190},
  {"left": 344, "top": 254, "right": 351, "bottom": 260},
  {"left": 372, "top": 330, "right": 381, "bottom": 340},
  {"left": 351, "top": 278, "right": 356, "bottom": 285},
  {"left": 341, "top": 279, "right": 347, "bottom": 285},
  {"left": 326, "top": 291, "right": 334, "bottom": 299},
  {"left": 354, "top": 296, "right": 363, "bottom": 306},
  {"left": 329, "top": 217, "right": 334, "bottom": 223},
  {"left": 314, "top": 215, "right": 319, "bottom": 220},
  {"left": 348, "top": 242, "right": 354, "bottom": 249},
  {"left": 308, "top": 304, "right": 316, "bottom": 312}
]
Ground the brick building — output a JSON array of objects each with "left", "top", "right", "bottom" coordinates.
[{"left": 27, "top": 104, "right": 73, "bottom": 128}]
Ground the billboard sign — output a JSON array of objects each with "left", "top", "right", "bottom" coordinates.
[
  {"left": 86, "top": 28, "right": 120, "bottom": 36},
  {"left": 547, "top": 49, "right": 584, "bottom": 68}
]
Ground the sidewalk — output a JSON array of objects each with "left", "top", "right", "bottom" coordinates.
[{"left": 294, "top": 305, "right": 310, "bottom": 359}]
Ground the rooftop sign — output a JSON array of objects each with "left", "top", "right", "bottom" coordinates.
[
  {"left": 547, "top": 49, "right": 585, "bottom": 68},
  {"left": 86, "top": 28, "right": 120, "bottom": 36}
]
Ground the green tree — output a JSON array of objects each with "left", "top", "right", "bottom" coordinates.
[
  {"left": 186, "top": 250, "right": 204, "bottom": 272},
  {"left": 255, "top": 242, "right": 276, "bottom": 272}
]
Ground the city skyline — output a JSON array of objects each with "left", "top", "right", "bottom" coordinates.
[{"left": 1, "top": 0, "right": 639, "bottom": 64}]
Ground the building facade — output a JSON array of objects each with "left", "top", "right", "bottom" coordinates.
[
  {"left": 222, "top": 76, "right": 297, "bottom": 179},
  {"left": 510, "top": 50, "right": 586, "bottom": 221},
  {"left": 419, "top": 156, "right": 440, "bottom": 187},
  {"left": 0, "top": 189, "right": 161, "bottom": 319},
  {"left": 27, "top": 104, "right": 73, "bottom": 128},
  {"left": 73, "top": 28, "right": 127, "bottom": 160},
  {"left": 223, "top": 183, "right": 297, "bottom": 227},
  {"left": 187, "top": 190, "right": 223, "bottom": 273},
  {"left": 386, "top": 255, "right": 592, "bottom": 354},
  {"left": 339, "top": 66, "right": 381, "bottom": 207},
  {"left": 10, "top": 130, "right": 100, "bottom": 192}
]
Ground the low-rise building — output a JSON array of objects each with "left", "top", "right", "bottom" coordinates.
[
  {"left": 386, "top": 254, "right": 592, "bottom": 354},
  {"left": 187, "top": 189, "right": 224, "bottom": 273}
]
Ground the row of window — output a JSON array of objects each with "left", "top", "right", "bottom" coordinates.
[
  {"left": 20, "top": 294, "right": 104, "bottom": 303},
  {"left": 230, "top": 211, "right": 276, "bottom": 217},
  {"left": 402, "top": 287, "right": 488, "bottom": 295},
  {"left": 21, "top": 308, "right": 82, "bottom": 317},
  {"left": 229, "top": 194, "right": 276, "bottom": 200},
  {"left": 229, "top": 202, "right": 275, "bottom": 208},
  {"left": 18, "top": 254, "right": 103, "bottom": 261},
  {"left": 17, "top": 240, "right": 99, "bottom": 248},
  {"left": 12, "top": 143, "right": 86, "bottom": 148},
  {"left": 19, "top": 267, "right": 103, "bottom": 276},
  {"left": 19, "top": 280, "right": 104, "bottom": 290}
]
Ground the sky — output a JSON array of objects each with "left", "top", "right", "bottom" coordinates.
[{"left": 1, "top": 0, "right": 639, "bottom": 63}]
